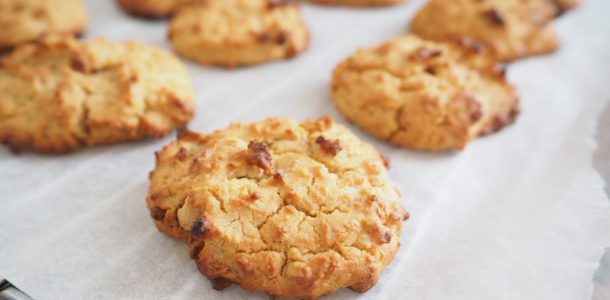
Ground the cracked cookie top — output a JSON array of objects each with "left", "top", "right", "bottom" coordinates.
[
  {"left": 147, "top": 116, "right": 408, "bottom": 298},
  {"left": 410, "top": 0, "right": 560, "bottom": 62},
  {"left": 168, "top": 0, "right": 310, "bottom": 68},
  {"left": 331, "top": 34, "right": 519, "bottom": 151},
  {"left": 0, "top": 0, "right": 87, "bottom": 49},
  {"left": 0, "top": 35, "right": 194, "bottom": 153}
]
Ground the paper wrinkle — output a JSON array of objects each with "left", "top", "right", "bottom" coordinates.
[{"left": 1, "top": 0, "right": 610, "bottom": 299}]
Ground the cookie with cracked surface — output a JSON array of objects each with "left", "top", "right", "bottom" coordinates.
[
  {"left": 147, "top": 116, "right": 409, "bottom": 298},
  {"left": 307, "top": 0, "right": 406, "bottom": 6},
  {"left": 331, "top": 35, "right": 519, "bottom": 151},
  {"left": 0, "top": 36, "right": 194, "bottom": 153},
  {"left": 410, "top": 0, "right": 560, "bottom": 62},
  {"left": 168, "top": 0, "right": 310, "bottom": 68},
  {"left": 116, "top": 0, "right": 186, "bottom": 18},
  {"left": 0, "top": 0, "right": 87, "bottom": 50}
]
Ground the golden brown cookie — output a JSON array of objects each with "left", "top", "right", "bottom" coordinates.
[
  {"left": 0, "top": 0, "right": 87, "bottom": 50},
  {"left": 0, "top": 36, "right": 195, "bottom": 153},
  {"left": 410, "top": 0, "right": 560, "bottom": 62},
  {"left": 116, "top": 0, "right": 186, "bottom": 18},
  {"left": 308, "top": 0, "right": 405, "bottom": 6},
  {"left": 168, "top": 0, "right": 310, "bottom": 68},
  {"left": 331, "top": 35, "right": 519, "bottom": 151},
  {"left": 147, "top": 116, "right": 409, "bottom": 298}
]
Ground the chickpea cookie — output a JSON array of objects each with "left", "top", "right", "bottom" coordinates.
[
  {"left": 0, "top": 0, "right": 87, "bottom": 50},
  {"left": 331, "top": 35, "right": 519, "bottom": 151},
  {"left": 410, "top": 0, "right": 560, "bottom": 62},
  {"left": 307, "top": 0, "right": 405, "bottom": 6},
  {"left": 147, "top": 116, "right": 409, "bottom": 298},
  {"left": 116, "top": 0, "right": 186, "bottom": 18},
  {"left": 0, "top": 36, "right": 194, "bottom": 153},
  {"left": 168, "top": 0, "right": 310, "bottom": 68}
]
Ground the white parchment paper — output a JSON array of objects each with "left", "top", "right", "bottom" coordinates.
[{"left": 1, "top": 0, "right": 610, "bottom": 299}]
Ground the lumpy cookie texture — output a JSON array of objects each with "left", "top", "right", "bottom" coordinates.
[
  {"left": 168, "top": 0, "right": 310, "bottom": 68},
  {"left": 0, "top": 36, "right": 194, "bottom": 153},
  {"left": 331, "top": 34, "right": 519, "bottom": 151},
  {"left": 0, "top": 0, "right": 87, "bottom": 49},
  {"left": 308, "top": 0, "right": 406, "bottom": 6},
  {"left": 410, "top": 0, "right": 560, "bottom": 62},
  {"left": 116, "top": 0, "right": 186, "bottom": 18},
  {"left": 147, "top": 116, "right": 408, "bottom": 298}
]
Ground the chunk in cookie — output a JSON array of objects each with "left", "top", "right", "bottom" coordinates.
[
  {"left": 147, "top": 116, "right": 408, "bottom": 298},
  {"left": 331, "top": 35, "right": 519, "bottom": 151},
  {"left": 0, "top": 0, "right": 87, "bottom": 49},
  {"left": 308, "top": 0, "right": 406, "bottom": 6},
  {"left": 0, "top": 36, "right": 195, "bottom": 153},
  {"left": 116, "top": 0, "right": 186, "bottom": 18},
  {"left": 410, "top": 0, "right": 560, "bottom": 62},
  {"left": 168, "top": 0, "right": 310, "bottom": 68}
]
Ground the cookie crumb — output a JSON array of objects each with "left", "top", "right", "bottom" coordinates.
[
  {"left": 482, "top": 9, "right": 506, "bottom": 26},
  {"left": 191, "top": 218, "right": 207, "bottom": 238},
  {"left": 176, "top": 147, "right": 189, "bottom": 161},
  {"left": 382, "top": 231, "right": 392, "bottom": 244},
  {"left": 316, "top": 136, "right": 343, "bottom": 156},
  {"left": 151, "top": 207, "right": 166, "bottom": 220},
  {"left": 246, "top": 141, "right": 273, "bottom": 171},
  {"left": 210, "top": 277, "right": 233, "bottom": 291},
  {"left": 411, "top": 48, "right": 442, "bottom": 60}
]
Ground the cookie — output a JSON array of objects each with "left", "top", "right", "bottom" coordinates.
[
  {"left": 410, "top": 0, "right": 559, "bottom": 62},
  {"left": 0, "top": 0, "right": 87, "bottom": 50},
  {"left": 308, "top": 0, "right": 405, "bottom": 6},
  {"left": 147, "top": 116, "right": 409, "bottom": 298},
  {"left": 331, "top": 35, "right": 519, "bottom": 151},
  {"left": 168, "top": 0, "right": 310, "bottom": 68},
  {"left": 0, "top": 36, "right": 195, "bottom": 153},
  {"left": 116, "top": 0, "right": 185, "bottom": 18}
]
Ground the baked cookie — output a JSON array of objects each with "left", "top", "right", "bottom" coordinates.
[
  {"left": 0, "top": 0, "right": 87, "bottom": 50},
  {"left": 168, "top": 0, "right": 309, "bottom": 68},
  {"left": 147, "top": 116, "right": 409, "bottom": 298},
  {"left": 331, "top": 35, "right": 519, "bottom": 151},
  {"left": 0, "top": 36, "right": 194, "bottom": 153},
  {"left": 308, "top": 0, "right": 405, "bottom": 6},
  {"left": 410, "top": 0, "right": 559, "bottom": 62},
  {"left": 116, "top": 0, "right": 185, "bottom": 18}
]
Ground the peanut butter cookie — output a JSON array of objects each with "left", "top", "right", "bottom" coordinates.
[
  {"left": 0, "top": 36, "right": 194, "bottom": 153},
  {"left": 147, "top": 116, "right": 408, "bottom": 298},
  {"left": 116, "top": 0, "right": 186, "bottom": 18},
  {"left": 410, "top": 0, "right": 560, "bottom": 62},
  {"left": 331, "top": 35, "right": 519, "bottom": 151},
  {"left": 0, "top": 0, "right": 87, "bottom": 50},
  {"left": 168, "top": 0, "right": 309, "bottom": 68}
]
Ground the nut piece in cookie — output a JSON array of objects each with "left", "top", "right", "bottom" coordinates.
[
  {"left": 0, "top": 35, "right": 195, "bottom": 153},
  {"left": 116, "top": 0, "right": 187, "bottom": 18},
  {"left": 307, "top": 0, "right": 406, "bottom": 6},
  {"left": 552, "top": 0, "right": 582, "bottom": 14},
  {"left": 146, "top": 116, "right": 409, "bottom": 298},
  {"left": 410, "top": 0, "right": 560, "bottom": 62},
  {"left": 331, "top": 34, "right": 519, "bottom": 151},
  {"left": 0, "top": 0, "right": 87, "bottom": 50},
  {"left": 168, "top": 0, "right": 310, "bottom": 68}
]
